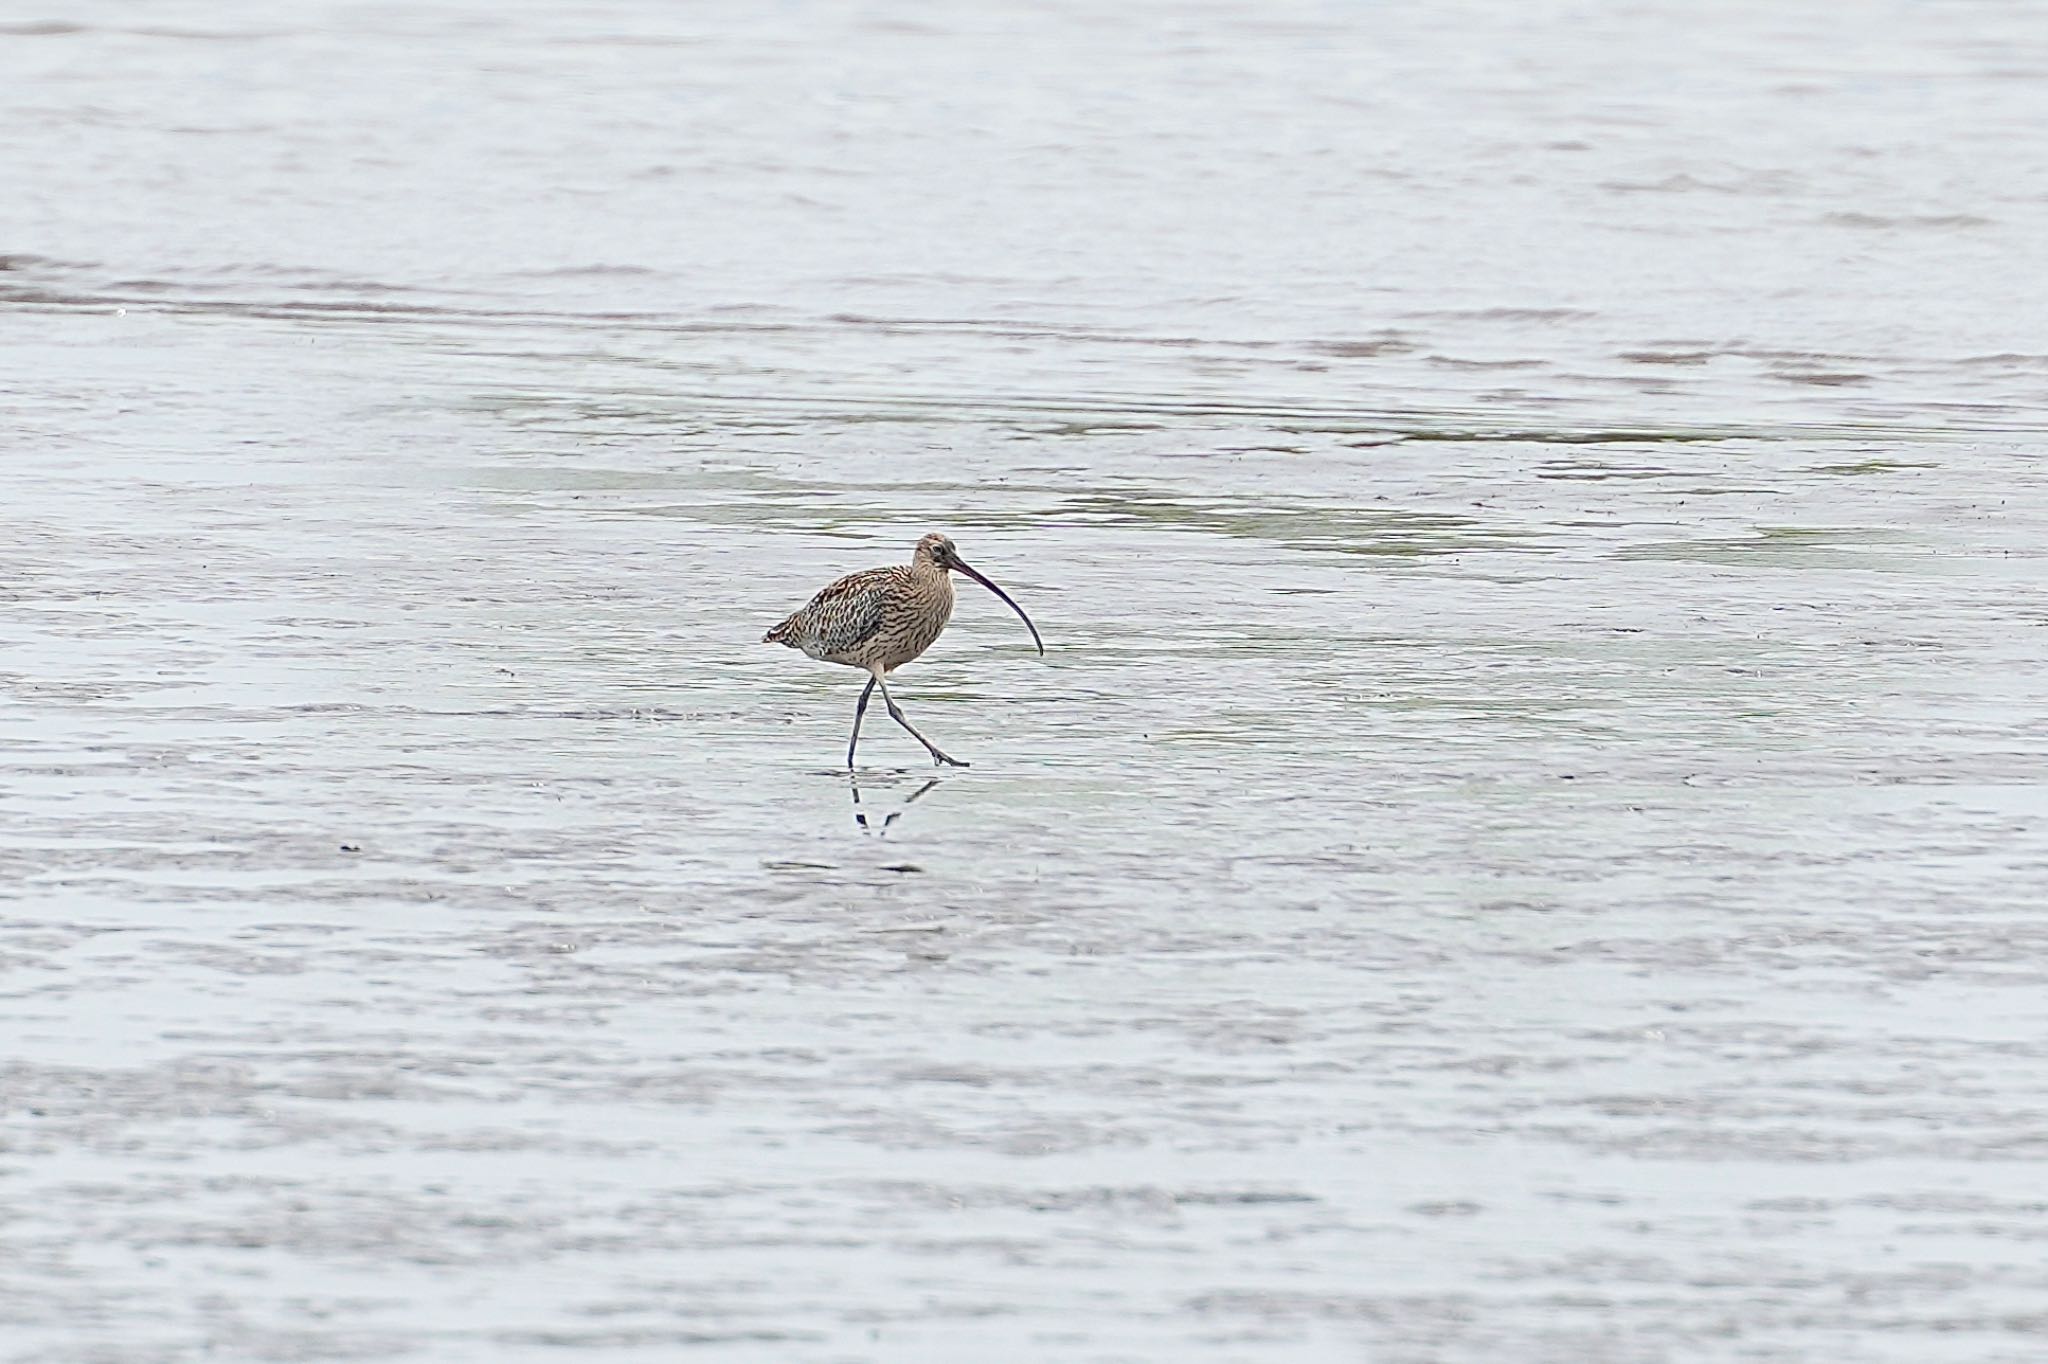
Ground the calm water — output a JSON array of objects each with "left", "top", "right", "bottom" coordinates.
[{"left": 6, "top": 2, "right": 2048, "bottom": 1361}]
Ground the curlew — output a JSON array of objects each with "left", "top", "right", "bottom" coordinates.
[{"left": 764, "top": 533, "right": 1044, "bottom": 768}]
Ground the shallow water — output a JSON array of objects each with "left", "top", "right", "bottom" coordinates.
[{"left": 6, "top": 2, "right": 2048, "bottom": 1361}]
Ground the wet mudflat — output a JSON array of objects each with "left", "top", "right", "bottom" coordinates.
[{"left": 5, "top": 2, "right": 2048, "bottom": 1361}]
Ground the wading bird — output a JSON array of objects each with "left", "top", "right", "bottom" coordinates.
[{"left": 764, "top": 533, "right": 1043, "bottom": 768}]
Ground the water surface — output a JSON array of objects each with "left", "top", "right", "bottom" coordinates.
[{"left": 5, "top": 2, "right": 2048, "bottom": 1361}]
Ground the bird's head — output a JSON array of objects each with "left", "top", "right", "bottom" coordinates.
[
  {"left": 915, "top": 532, "right": 961, "bottom": 569},
  {"left": 913, "top": 532, "right": 1043, "bottom": 656}
]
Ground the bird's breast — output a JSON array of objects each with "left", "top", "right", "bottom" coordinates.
[{"left": 873, "top": 573, "right": 954, "bottom": 669}]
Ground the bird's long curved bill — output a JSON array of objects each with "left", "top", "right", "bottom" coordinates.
[{"left": 955, "top": 560, "right": 1044, "bottom": 655}]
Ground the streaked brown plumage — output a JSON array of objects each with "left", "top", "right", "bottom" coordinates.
[{"left": 765, "top": 532, "right": 1044, "bottom": 768}]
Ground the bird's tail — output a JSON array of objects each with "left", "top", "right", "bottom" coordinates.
[{"left": 763, "top": 615, "right": 799, "bottom": 646}]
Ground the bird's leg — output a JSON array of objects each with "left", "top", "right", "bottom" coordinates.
[
  {"left": 847, "top": 676, "right": 877, "bottom": 769},
  {"left": 875, "top": 675, "right": 969, "bottom": 768}
]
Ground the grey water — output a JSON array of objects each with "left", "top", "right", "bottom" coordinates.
[{"left": 5, "top": 2, "right": 2048, "bottom": 1361}]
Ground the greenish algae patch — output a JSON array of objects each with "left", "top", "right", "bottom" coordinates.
[{"left": 1807, "top": 458, "right": 1940, "bottom": 476}]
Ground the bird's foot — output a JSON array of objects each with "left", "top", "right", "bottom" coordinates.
[{"left": 932, "top": 751, "right": 970, "bottom": 768}]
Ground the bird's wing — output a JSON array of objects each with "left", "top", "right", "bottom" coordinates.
[{"left": 795, "top": 567, "right": 900, "bottom": 657}]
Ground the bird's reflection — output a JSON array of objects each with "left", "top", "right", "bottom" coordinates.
[{"left": 849, "top": 773, "right": 945, "bottom": 836}]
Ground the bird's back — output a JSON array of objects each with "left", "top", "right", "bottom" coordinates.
[
  {"left": 765, "top": 562, "right": 953, "bottom": 670},
  {"left": 765, "top": 565, "right": 902, "bottom": 661}
]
